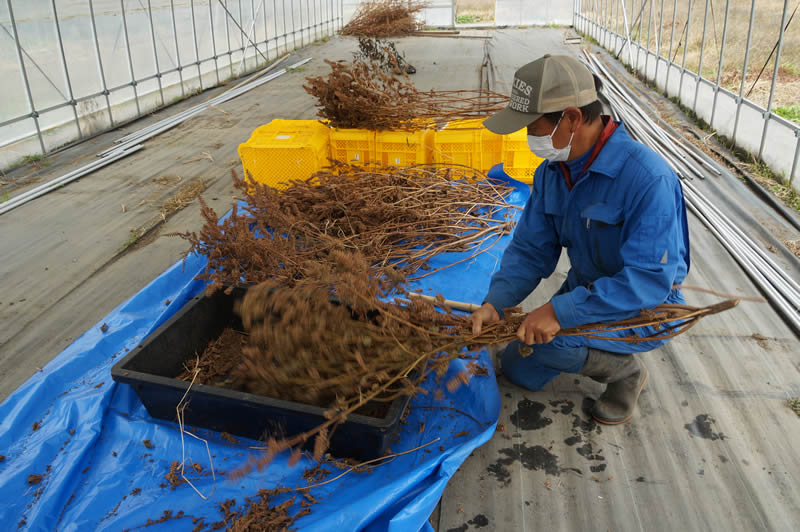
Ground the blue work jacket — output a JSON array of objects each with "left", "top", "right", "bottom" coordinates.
[{"left": 485, "top": 121, "right": 690, "bottom": 329}]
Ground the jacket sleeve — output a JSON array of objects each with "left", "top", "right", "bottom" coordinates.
[
  {"left": 483, "top": 167, "right": 561, "bottom": 316},
  {"left": 550, "top": 174, "right": 684, "bottom": 329}
]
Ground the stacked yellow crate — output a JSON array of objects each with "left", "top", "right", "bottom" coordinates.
[
  {"left": 374, "top": 129, "right": 432, "bottom": 166},
  {"left": 238, "top": 119, "right": 545, "bottom": 189},
  {"left": 430, "top": 119, "right": 502, "bottom": 174},
  {"left": 238, "top": 119, "right": 330, "bottom": 189},
  {"left": 501, "top": 129, "right": 544, "bottom": 184},
  {"left": 329, "top": 128, "right": 376, "bottom": 165}
]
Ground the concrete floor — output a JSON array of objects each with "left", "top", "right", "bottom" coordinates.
[{"left": 2, "top": 28, "right": 800, "bottom": 532}]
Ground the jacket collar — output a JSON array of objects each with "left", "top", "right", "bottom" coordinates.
[{"left": 545, "top": 119, "right": 632, "bottom": 180}]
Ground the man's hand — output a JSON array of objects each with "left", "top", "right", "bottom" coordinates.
[
  {"left": 470, "top": 303, "right": 500, "bottom": 335},
  {"left": 517, "top": 302, "right": 561, "bottom": 345}
]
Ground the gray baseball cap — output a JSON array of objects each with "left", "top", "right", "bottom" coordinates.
[{"left": 484, "top": 54, "right": 598, "bottom": 135}]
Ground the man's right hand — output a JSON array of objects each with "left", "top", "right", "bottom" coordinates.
[{"left": 470, "top": 303, "right": 500, "bottom": 336}]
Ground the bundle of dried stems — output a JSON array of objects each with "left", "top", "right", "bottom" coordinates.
[
  {"left": 303, "top": 58, "right": 507, "bottom": 130},
  {"left": 177, "top": 162, "right": 741, "bottom": 475},
  {"left": 353, "top": 37, "right": 414, "bottom": 73},
  {"left": 230, "top": 257, "right": 739, "bottom": 476},
  {"left": 179, "top": 164, "right": 517, "bottom": 294},
  {"left": 340, "top": 0, "right": 426, "bottom": 38}
]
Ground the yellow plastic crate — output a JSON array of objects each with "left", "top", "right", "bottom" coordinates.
[
  {"left": 431, "top": 119, "right": 503, "bottom": 173},
  {"left": 375, "top": 129, "right": 432, "bottom": 167},
  {"left": 502, "top": 128, "right": 544, "bottom": 184},
  {"left": 329, "top": 128, "right": 376, "bottom": 165},
  {"left": 238, "top": 120, "right": 331, "bottom": 189}
]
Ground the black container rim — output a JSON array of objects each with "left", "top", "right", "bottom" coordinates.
[{"left": 110, "top": 289, "right": 409, "bottom": 431}]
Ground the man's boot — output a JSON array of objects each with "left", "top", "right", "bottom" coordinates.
[{"left": 579, "top": 350, "right": 649, "bottom": 425}]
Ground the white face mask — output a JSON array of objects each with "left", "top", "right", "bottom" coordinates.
[{"left": 527, "top": 114, "right": 574, "bottom": 162}]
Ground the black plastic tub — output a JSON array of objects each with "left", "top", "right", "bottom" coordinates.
[{"left": 111, "top": 286, "right": 409, "bottom": 460}]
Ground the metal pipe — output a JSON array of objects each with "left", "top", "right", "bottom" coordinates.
[
  {"left": 5, "top": 0, "right": 46, "bottom": 155},
  {"left": 209, "top": 0, "right": 221, "bottom": 85},
  {"left": 271, "top": 0, "right": 278, "bottom": 55},
  {"left": 300, "top": 0, "right": 305, "bottom": 47},
  {"left": 218, "top": 0, "right": 270, "bottom": 67},
  {"left": 252, "top": 0, "right": 257, "bottom": 68},
  {"left": 103, "top": 61, "right": 310, "bottom": 158},
  {"left": 636, "top": 0, "right": 645, "bottom": 70},
  {"left": 709, "top": 0, "right": 731, "bottom": 128},
  {"left": 655, "top": 0, "right": 664, "bottom": 85},
  {"left": 105, "top": 57, "right": 311, "bottom": 152},
  {"left": 282, "top": 0, "right": 288, "bottom": 52},
  {"left": 312, "top": 0, "right": 317, "bottom": 41},
  {"left": 791, "top": 134, "right": 800, "bottom": 185},
  {"left": 732, "top": 0, "right": 757, "bottom": 144},
  {"left": 238, "top": 0, "right": 246, "bottom": 53},
  {"left": 758, "top": 0, "right": 791, "bottom": 160},
  {"left": 88, "top": 0, "right": 115, "bottom": 126},
  {"left": 190, "top": 0, "right": 204, "bottom": 90},
  {"left": 263, "top": 0, "right": 270, "bottom": 60},
  {"left": 5, "top": 145, "right": 141, "bottom": 206},
  {"left": 682, "top": 178, "right": 800, "bottom": 301},
  {"left": 146, "top": 0, "right": 166, "bottom": 106},
  {"left": 169, "top": 0, "right": 186, "bottom": 97},
  {"left": 684, "top": 201, "right": 800, "bottom": 332},
  {"left": 619, "top": 0, "right": 634, "bottom": 65},
  {"left": 679, "top": 0, "right": 693, "bottom": 100},
  {"left": 50, "top": 0, "right": 82, "bottom": 139},
  {"left": 239, "top": 0, "right": 265, "bottom": 74},
  {"left": 645, "top": 0, "right": 653, "bottom": 78},
  {"left": 223, "top": 0, "right": 234, "bottom": 77},
  {"left": 0, "top": 146, "right": 144, "bottom": 216},
  {"left": 665, "top": 0, "right": 677, "bottom": 93},
  {"left": 693, "top": 0, "right": 710, "bottom": 111},
  {"left": 290, "top": 0, "right": 297, "bottom": 49},
  {"left": 120, "top": 0, "right": 142, "bottom": 116},
  {"left": 693, "top": 201, "right": 800, "bottom": 307}
]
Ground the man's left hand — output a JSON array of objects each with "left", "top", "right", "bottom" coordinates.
[{"left": 517, "top": 302, "right": 562, "bottom": 345}]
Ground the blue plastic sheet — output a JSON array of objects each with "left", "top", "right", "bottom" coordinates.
[{"left": 0, "top": 169, "right": 529, "bottom": 531}]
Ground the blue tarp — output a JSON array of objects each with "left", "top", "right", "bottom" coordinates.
[{"left": 0, "top": 169, "right": 528, "bottom": 531}]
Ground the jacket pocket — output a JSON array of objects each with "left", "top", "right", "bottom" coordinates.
[{"left": 581, "top": 203, "right": 625, "bottom": 275}]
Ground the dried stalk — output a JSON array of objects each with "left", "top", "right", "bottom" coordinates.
[
  {"left": 178, "top": 165, "right": 517, "bottom": 295},
  {"left": 175, "top": 359, "right": 216, "bottom": 500},
  {"left": 229, "top": 253, "right": 740, "bottom": 477},
  {"left": 340, "top": 0, "right": 426, "bottom": 38},
  {"left": 304, "top": 58, "right": 507, "bottom": 130}
]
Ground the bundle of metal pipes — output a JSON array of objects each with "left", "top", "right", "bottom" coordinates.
[
  {"left": 582, "top": 50, "right": 800, "bottom": 336},
  {"left": 0, "top": 57, "right": 310, "bottom": 217},
  {"left": 99, "top": 57, "right": 311, "bottom": 159}
]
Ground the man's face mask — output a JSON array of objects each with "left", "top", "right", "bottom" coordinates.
[{"left": 527, "top": 114, "right": 574, "bottom": 162}]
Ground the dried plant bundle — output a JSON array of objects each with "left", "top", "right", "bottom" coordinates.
[
  {"left": 340, "top": 0, "right": 426, "bottom": 38},
  {"left": 304, "top": 59, "right": 508, "bottom": 130},
  {"left": 179, "top": 164, "right": 517, "bottom": 294}
]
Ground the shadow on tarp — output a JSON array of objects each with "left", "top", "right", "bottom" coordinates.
[{"left": 0, "top": 168, "right": 529, "bottom": 531}]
